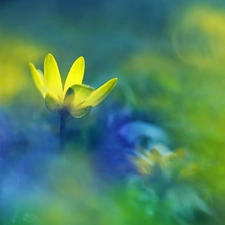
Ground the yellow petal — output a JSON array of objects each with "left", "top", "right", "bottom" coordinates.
[
  {"left": 63, "top": 87, "right": 75, "bottom": 107},
  {"left": 64, "top": 56, "right": 85, "bottom": 94},
  {"left": 70, "top": 84, "right": 94, "bottom": 106},
  {"left": 44, "top": 53, "right": 63, "bottom": 102},
  {"left": 81, "top": 78, "right": 117, "bottom": 107},
  {"left": 45, "top": 93, "right": 62, "bottom": 112},
  {"left": 29, "top": 63, "right": 46, "bottom": 98},
  {"left": 69, "top": 106, "right": 92, "bottom": 118}
]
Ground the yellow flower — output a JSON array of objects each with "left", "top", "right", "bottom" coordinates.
[
  {"left": 132, "top": 145, "right": 175, "bottom": 175},
  {"left": 29, "top": 53, "right": 117, "bottom": 118}
]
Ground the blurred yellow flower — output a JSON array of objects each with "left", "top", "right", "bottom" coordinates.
[
  {"left": 29, "top": 53, "right": 117, "bottom": 118},
  {"left": 132, "top": 144, "right": 174, "bottom": 175},
  {"left": 132, "top": 145, "right": 198, "bottom": 180}
]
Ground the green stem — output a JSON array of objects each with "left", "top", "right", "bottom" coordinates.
[{"left": 60, "top": 114, "right": 66, "bottom": 151}]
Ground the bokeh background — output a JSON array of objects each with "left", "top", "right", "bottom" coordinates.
[{"left": 1, "top": 0, "right": 225, "bottom": 224}]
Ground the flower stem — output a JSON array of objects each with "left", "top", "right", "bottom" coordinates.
[{"left": 60, "top": 114, "right": 66, "bottom": 151}]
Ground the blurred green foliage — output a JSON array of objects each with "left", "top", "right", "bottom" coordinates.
[
  {"left": 1, "top": 1, "right": 225, "bottom": 225},
  {"left": 119, "top": 5, "right": 225, "bottom": 198},
  {"left": 13, "top": 154, "right": 129, "bottom": 225}
]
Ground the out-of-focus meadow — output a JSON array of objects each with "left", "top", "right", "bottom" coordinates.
[{"left": 1, "top": 0, "right": 225, "bottom": 224}]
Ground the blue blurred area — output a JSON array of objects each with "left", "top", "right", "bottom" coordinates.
[{"left": 0, "top": 0, "right": 197, "bottom": 74}]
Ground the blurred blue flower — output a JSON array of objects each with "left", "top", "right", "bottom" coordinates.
[{"left": 86, "top": 102, "right": 169, "bottom": 182}]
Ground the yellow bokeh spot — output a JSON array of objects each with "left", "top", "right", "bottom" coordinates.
[
  {"left": 172, "top": 5, "right": 225, "bottom": 69},
  {"left": 0, "top": 31, "right": 46, "bottom": 104}
]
